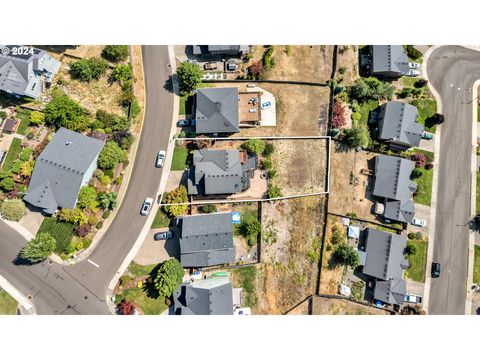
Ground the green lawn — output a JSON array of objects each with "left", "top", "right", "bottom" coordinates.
[
  {"left": 0, "top": 290, "right": 18, "bottom": 315},
  {"left": 409, "top": 99, "right": 437, "bottom": 132},
  {"left": 151, "top": 208, "right": 171, "bottom": 229},
  {"left": 405, "top": 240, "right": 427, "bottom": 282},
  {"left": 412, "top": 148, "right": 434, "bottom": 163},
  {"left": 179, "top": 94, "right": 193, "bottom": 116},
  {"left": 127, "top": 261, "right": 157, "bottom": 277},
  {"left": 474, "top": 245, "right": 480, "bottom": 284},
  {"left": 399, "top": 77, "right": 419, "bottom": 88},
  {"left": 231, "top": 266, "right": 257, "bottom": 308},
  {"left": 477, "top": 173, "right": 480, "bottom": 214},
  {"left": 15, "top": 108, "right": 31, "bottom": 135},
  {"left": 114, "top": 288, "right": 167, "bottom": 315},
  {"left": 37, "top": 217, "right": 75, "bottom": 253},
  {"left": 171, "top": 145, "right": 189, "bottom": 171},
  {"left": 413, "top": 166, "right": 433, "bottom": 206},
  {"left": 2, "top": 138, "right": 22, "bottom": 171},
  {"left": 358, "top": 100, "right": 379, "bottom": 126}
]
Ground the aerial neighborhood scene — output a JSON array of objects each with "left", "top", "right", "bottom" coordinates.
[{"left": 2, "top": 42, "right": 480, "bottom": 318}]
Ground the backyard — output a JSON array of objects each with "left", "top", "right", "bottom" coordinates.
[
  {"left": 0, "top": 290, "right": 18, "bottom": 315},
  {"left": 405, "top": 238, "right": 428, "bottom": 282}
]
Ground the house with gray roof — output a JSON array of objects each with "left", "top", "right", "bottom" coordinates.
[
  {"left": 362, "top": 228, "right": 409, "bottom": 281},
  {"left": 374, "top": 278, "right": 406, "bottom": 306},
  {"left": 0, "top": 45, "right": 60, "bottom": 99},
  {"left": 373, "top": 155, "right": 417, "bottom": 223},
  {"left": 24, "top": 128, "right": 105, "bottom": 214},
  {"left": 370, "top": 45, "right": 410, "bottom": 78},
  {"left": 194, "top": 87, "right": 240, "bottom": 134},
  {"left": 187, "top": 149, "right": 256, "bottom": 196},
  {"left": 172, "top": 277, "right": 234, "bottom": 315},
  {"left": 192, "top": 45, "right": 250, "bottom": 57},
  {"left": 377, "top": 101, "right": 424, "bottom": 149},
  {"left": 177, "top": 212, "right": 235, "bottom": 268}
]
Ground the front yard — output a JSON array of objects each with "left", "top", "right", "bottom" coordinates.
[
  {"left": 37, "top": 217, "right": 76, "bottom": 255},
  {"left": 405, "top": 238, "right": 428, "bottom": 283},
  {"left": 0, "top": 290, "right": 18, "bottom": 315},
  {"left": 171, "top": 144, "right": 189, "bottom": 171},
  {"left": 474, "top": 245, "right": 480, "bottom": 284},
  {"left": 409, "top": 99, "right": 437, "bottom": 132},
  {"left": 114, "top": 288, "right": 167, "bottom": 315},
  {"left": 477, "top": 172, "right": 480, "bottom": 214},
  {"left": 412, "top": 149, "right": 434, "bottom": 206}
]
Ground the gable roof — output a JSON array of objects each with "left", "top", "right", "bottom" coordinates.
[
  {"left": 179, "top": 212, "right": 235, "bottom": 267},
  {"left": 24, "top": 128, "right": 105, "bottom": 213},
  {"left": 195, "top": 87, "right": 240, "bottom": 134},
  {"left": 384, "top": 199, "right": 416, "bottom": 223},
  {"left": 373, "top": 155, "right": 416, "bottom": 201},
  {"left": 378, "top": 101, "right": 424, "bottom": 147},
  {"left": 362, "top": 228, "right": 409, "bottom": 281},
  {"left": 374, "top": 278, "right": 406, "bottom": 305},
  {"left": 187, "top": 149, "right": 243, "bottom": 195},
  {"left": 371, "top": 45, "right": 410, "bottom": 76},
  {"left": 173, "top": 277, "right": 234, "bottom": 315},
  {"left": 0, "top": 45, "right": 60, "bottom": 98}
]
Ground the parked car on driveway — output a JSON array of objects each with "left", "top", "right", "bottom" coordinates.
[
  {"left": 412, "top": 218, "right": 427, "bottom": 227},
  {"left": 154, "top": 231, "right": 173, "bottom": 240},
  {"left": 431, "top": 262, "right": 441, "bottom": 278},
  {"left": 409, "top": 62, "right": 420, "bottom": 69},
  {"left": 404, "top": 294, "right": 423, "bottom": 304},
  {"left": 407, "top": 69, "right": 420, "bottom": 77},
  {"left": 156, "top": 150, "right": 166, "bottom": 168},
  {"left": 177, "top": 119, "right": 189, "bottom": 127},
  {"left": 140, "top": 197, "right": 153, "bottom": 216}
]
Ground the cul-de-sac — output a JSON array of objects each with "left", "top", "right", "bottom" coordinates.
[{"left": 0, "top": 44, "right": 479, "bottom": 316}]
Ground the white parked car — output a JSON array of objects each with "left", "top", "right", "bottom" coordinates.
[
  {"left": 412, "top": 218, "right": 427, "bottom": 227},
  {"left": 407, "top": 69, "right": 420, "bottom": 77},
  {"left": 249, "top": 108, "right": 257, "bottom": 113},
  {"left": 409, "top": 62, "right": 420, "bottom": 69},
  {"left": 404, "top": 294, "right": 423, "bottom": 304},
  {"left": 140, "top": 197, "right": 153, "bottom": 216},
  {"left": 156, "top": 150, "right": 166, "bottom": 168}
]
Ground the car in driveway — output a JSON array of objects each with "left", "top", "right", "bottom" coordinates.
[
  {"left": 156, "top": 150, "right": 166, "bottom": 168},
  {"left": 154, "top": 231, "right": 173, "bottom": 240},
  {"left": 412, "top": 218, "right": 427, "bottom": 227},
  {"left": 431, "top": 262, "right": 441, "bottom": 278},
  {"left": 409, "top": 62, "right": 420, "bottom": 69},
  {"left": 177, "top": 119, "right": 189, "bottom": 127},
  {"left": 404, "top": 294, "right": 423, "bottom": 304},
  {"left": 140, "top": 197, "right": 153, "bottom": 216},
  {"left": 407, "top": 69, "right": 420, "bottom": 77}
]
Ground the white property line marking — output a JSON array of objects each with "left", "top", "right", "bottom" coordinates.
[{"left": 87, "top": 259, "right": 100, "bottom": 268}]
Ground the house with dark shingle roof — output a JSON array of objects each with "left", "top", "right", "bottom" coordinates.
[
  {"left": 370, "top": 45, "right": 411, "bottom": 78},
  {"left": 187, "top": 149, "right": 256, "bottom": 196},
  {"left": 373, "top": 155, "right": 417, "bottom": 223},
  {"left": 23, "top": 128, "right": 105, "bottom": 214},
  {"left": 172, "top": 277, "right": 234, "bottom": 315},
  {"left": 0, "top": 45, "right": 60, "bottom": 99},
  {"left": 177, "top": 212, "right": 235, "bottom": 268},
  {"left": 361, "top": 228, "right": 408, "bottom": 306},
  {"left": 377, "top": 101, "right": 424, "bottom": 149},
  {"left": 194, "top": 87, "right": 240, "bottom": 134}
]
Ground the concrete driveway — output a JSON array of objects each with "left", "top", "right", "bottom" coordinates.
[{"left": 133, "top": 228, "right": 179, "bottom": 266}]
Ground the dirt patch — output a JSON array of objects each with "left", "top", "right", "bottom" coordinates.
[
  {"left": 240, "top": 196, "right": 325, "bottom": 314},
  {"left": 311, "top": 296, "right": 390, "bottom": 315},
  {"left": 336, "top": 46, "right": 360, "bottom": 85},
  {"left": 64, "top": 45, "right": 106, "bottom": 59}
]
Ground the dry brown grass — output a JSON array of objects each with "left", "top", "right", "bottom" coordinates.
[
  {"left": 336, "top": 45, "right": 360, "bottom": 85},
  {"left": 311, "top": 296, "right": 389, "bottom": 315},
  {"left": 319, "top": 215, "right": 345, "bottom": 294}
]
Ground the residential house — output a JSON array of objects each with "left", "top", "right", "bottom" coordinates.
[
  {"left": 172, "top": 277, "right": 234, "bottom": 315},
  {"left": 0, "top": 45, "right": 60, "bottom": 99},
  {"left": 359, "top": 228, "right": 408, "bottom": 306},
  {"left": 194, "top": 87, "right": 240, "bottom": 134},
  {"left": 377, "top": 101, "right": 424, "bottom": 149},
  {"left": 24, "top": 128, "right": 105, "bottom": 214},
  {"left": 192, "top": 45, "right": 250, "bottom": 57},
  {"left": 372, "top": 155, "right": 417, "bottom": 224},
  {"left": 187, "top": 149, "right": 256, "bottom": 196},
  {"left": 370, "top": 45, "right": 411, "bottom": 78},
  {"left": 176, "top": 212, "right": 235, "bottom": 268}
]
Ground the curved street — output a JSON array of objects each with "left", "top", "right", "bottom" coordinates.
[
  {"left": 0, "top": 46, "right": 174, "bottom": 314},
  {"left": 426, "top": 46, "right": 480, "bottom": 314}
]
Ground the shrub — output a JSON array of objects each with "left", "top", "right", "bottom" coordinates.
[
  {"left": 102, "top": 209, "right": 111, "bottom": 219},
  {"left": 44, "top": 94, "right": 90, "bottom": 131},
  {"left": 0, "top": 177, "right": 15, "bottom": 191},
  {"left": 237, "top": 212, "right": 260, "bottom": 246},
  {"left": 338, "top": 66, "right": 347, "bottom": 75},
  {"left": 0, "top": 199, "right": 26, "bottom": 221},
  {"left": 398, "top": 87, "right": 413, "bottom": 99},
  {"left": 349, "top": 77, "right": 394, "bottom": 102},
  {"left": 130, "top": 99, "right": 141, "bottom": 119},
  {"left": 98, "top": 141, "right": 124, "bottom": 170},
  {"left": 75, "top": 223, "right": 92, "bottom": 237},
  {"left": 96, "top": 110, "right": 130, "bottom": 132},
  {"left": 200, "top": 204, "right": 217, "bottom": 213},
  {"left": 102, "top": 45, "right": 129, "bottom": 62},
  {"left": 30, "top": 111, "right": 45, "bottom": 126},
  {"left": 408, "top": 232, "right": 416, "bottom": 240},
  {"left": 429, "top": 113, "right": 445, "bottom": 125},
  {"left": 176, "top": 61, "right": 203, "bottom": 96},
  {"left": 57, "top": 207, "right": 88, "bottom": 226},
  {"left": 11, "top": 161, "right": 25, "bottom": 175},
  {"left": 77, "top": 186, "right": 97, "bottom": 209},
  {"left": 405, "top": 243, "right": 417, "bottom": 256},
  {"left": 19, "top": 233, "right": 56, "bottom": 262},
  {"left": 96, "top": 221, "right": 104, "bottom": 229},
  {"left": 119, "top": 274, "right": 132, "bottom": 287},
  {"left": 332, "top": 243, "right": 360, "bottom": 269},
  {"left": 330, "top": 225, "right": 345, "bottom": 245},
  {"left": 153, "top": 258, "right": 184, "bottom": 297},
  {"left": 415, "top": 232, "right": 423, "bottom": 241},
  {"left": 112, "top": 64, "right": 134, "bottom": 84},
  {"left": 113, "top": 131, "right": 134, "bottom": 150},
  {"left": 116, "top": 299, "right": 135, "bottom": 315},
  {"left": 70, "top": 58, "right": 108, "bottom": 82},
  {"left": 411, "top": 153, "right": 427, "bottom": 168},
  {"left": 263, "top": 142, "right": 275, "bottom": 156},
  {"left": 411, "top": 168, "right": 422, "bottom": 179},
  {"left": 248, "top": 60, "right": 264, "bottom": 78},
  {"left": 19, "top": 147, "right": 33, "bottom": 161},
  {"left": 351, "top": 112, "right": 361, "bottom": 122},
  {"left": 414, "top": 79, "right": 428, "bottom": 88},
  {"left": 0, "top": 111, "right": 6, "bottom": 120},
  {"left": 344, "top": 123, "right": 371, "bottom": 148},
  {"left": 100, "top": 175, "right": 111, "bottom": 186},
  {"left": 404, "top": 45, "right": 422, "bottom": 61},
  {"left": 262, "top": 45, "right": 275, "bottom": 71},
  {"left": 346, "top": 212, "right": 357, "bottom": 219},
  {"left": 425, "top": 163, "right": 433, "bottom": 170},
  {"left": 267, "top": 185, "right": 283, "bottom": 199},
  {"left": 332, "top": 100, "right": 346, "bottom": 129},
  {"left": 241, "top": 139, "right": 265, "bottom": 154},
  {"left": 163, "top": 186, "right": 188, "bottom": 218}
]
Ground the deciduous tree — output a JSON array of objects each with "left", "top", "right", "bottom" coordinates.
[{"left": 153, "top": 258, "right": 184, "bottom": 298}]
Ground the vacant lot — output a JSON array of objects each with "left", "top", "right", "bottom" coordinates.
[
  {"left": 231, "top": 196, "right": 325, "bottom": 314},
  {"left": 311, "top": 296, "right": 390, "bottom": 315},
  {"left": 269, "top": 139, "right": 329, "bottom": 196},
  {"left": 336, "top": 46, "right": 359, "bottom": 85}
]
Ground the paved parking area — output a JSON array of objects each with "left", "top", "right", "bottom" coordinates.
[
  {"left": 407, "top": 203, "right": 431, "bottom": 237},
  {"left": 133, "top": 228, "right": 180, "bottom": 266}
]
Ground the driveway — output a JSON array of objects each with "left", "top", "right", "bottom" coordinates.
[
  {"left": 426, "top": 46, "right": 480, "bottom": 315},
  {"left": 133, "top": 228, "right": 179, "bottom": 266}
]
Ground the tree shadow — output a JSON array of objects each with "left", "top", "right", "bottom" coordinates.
[
  {"left": 12, "top": 255, "right": 37, "bottom": 266},
  {"left": 163, "top": 75, "right": 179, "bottom": 95},
  {"left": 424, "top": 116, "right": 437, "bottom": 129}
]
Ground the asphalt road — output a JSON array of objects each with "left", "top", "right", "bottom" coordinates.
[
  {"left": 426, "top": 46, "right": 480, "bottom": 314},
  {"left": 0, "top": 46, "right": 174, "bottom": 314}
]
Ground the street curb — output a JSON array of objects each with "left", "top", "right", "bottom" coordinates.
[
  {"left": 420, "top": 45, "right": 442, "bottom": 314},
  {"left": 0, "top": 274, "right": 36, "bottom": 315},
  {"left": 105, "top": 45, "right": 179, "bottom": 313}
]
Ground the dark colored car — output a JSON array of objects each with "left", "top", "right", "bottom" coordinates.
[
  {"left": 431, "top": 262, "right": 441, "bottom": 278},
  {"left": 154, "top": 231, "right": 173, "bottom": 240}
]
